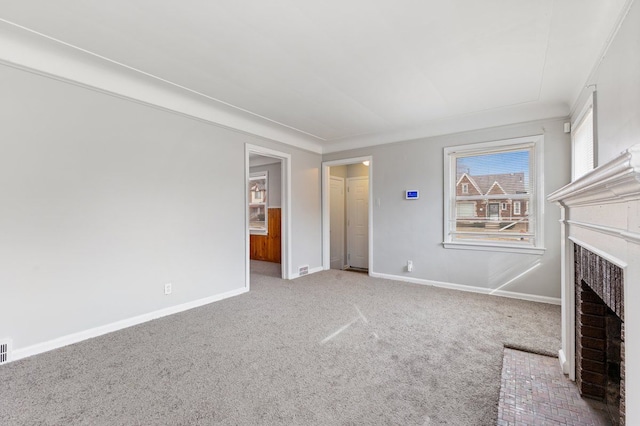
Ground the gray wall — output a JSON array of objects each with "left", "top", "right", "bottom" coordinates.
[
  {"left": 587, "top": 1, "right": 640, "bottom": 164},
  {"left": 250, "top": 161, "right": 282, "bottom": 207},
  {"left": 0, "top": 64, "right": 322, "bottom": 352},
  {"left": 324, "top": 119, "right": 571, "bottom": 299}
]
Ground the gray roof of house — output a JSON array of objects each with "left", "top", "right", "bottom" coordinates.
[{"left": 466, "top": 172, "right": 527, "bottom": 195}]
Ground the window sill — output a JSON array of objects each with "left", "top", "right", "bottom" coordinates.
[{"left": 442, "top": 241, "right": 546, "bottom": 255}]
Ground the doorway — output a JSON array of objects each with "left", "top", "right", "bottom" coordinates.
[
  {"left": 322, "top": 157, "right": 372, "bottom": 273},
  {"left": 488, "top": 203, "right": 500, "bottom": 221},
  {"left": 245, "top": 145, "right": 291, "bottom": 288},
  {"left": 346, "top": 176, "right": 369, "bottom": 270}
]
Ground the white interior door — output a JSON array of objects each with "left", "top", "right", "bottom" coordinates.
[
  {"left": 347, "top": 177, "right": 369, "bottom": 269},
  {"left": 329, "top": 176, "right": 345, "bottom": 270}
]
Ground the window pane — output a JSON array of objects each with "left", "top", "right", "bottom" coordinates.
[
  {"left": 454, "top": 148, "right": 532, "bottom": 243},
  {"left": 249, "top": 174, "right": 267, "bottom": 232}
]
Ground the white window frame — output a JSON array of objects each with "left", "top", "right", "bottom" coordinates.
[
  {"left": 249, "top": 171, "right": 268, "bottom": 235},
  {"left": 571, "top": 92, "right": 596, "bottom": 181},
  {"left": 514, "top": 201, "right": 521, "bottom": 215},
  {"left": 501, "top": 202, "right": 507, "bottom": 211},
  {"left": 443, "top": 135, "right": 545, "bottom": 254},
  {"left": 462, "top": 183, "right": 469, "bottom": 194}
]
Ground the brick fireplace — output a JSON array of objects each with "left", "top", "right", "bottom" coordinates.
[
  {"left": 548, "top": 144, "right": 640, "bottom": 425},
  {"left": 574, "top": 244, "right": 624, "bottom": 424}
]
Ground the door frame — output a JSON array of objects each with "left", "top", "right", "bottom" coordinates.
[
  {"left": 346, "top": 176, "right": 369, "bottom": 269},
  {"left": 329, "top": 176, "right": 345, "bottom": 270},
  {"left": 322, "top": 156, "right": 373, "bottom": 273},
  {"left": 245, "top": 144, "right": 292, "bottom": 288}
]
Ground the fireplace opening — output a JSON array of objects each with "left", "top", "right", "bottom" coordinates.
[{"left": 575, "top": 245, "right": 625, "bottom": 426}]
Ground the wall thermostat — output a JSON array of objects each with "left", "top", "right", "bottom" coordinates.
[{"left": 405, "top": 190, "right": 419, "bottom": 200}]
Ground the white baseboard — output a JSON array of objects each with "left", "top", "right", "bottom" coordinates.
[
  {"left": 369, "top": 272, "right": 561, "bottom": 305},
  {"left": 558, "top": 349, "right": 569, "bottom": 375},
  {"left": 11, "top": 286, "right": 249, "bottom": 363},
  {"left": 289, "top": 266, "right": 323, "bottom": 279}
]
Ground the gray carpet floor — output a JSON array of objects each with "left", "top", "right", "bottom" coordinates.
[{"left": 0, "top": 262, "right": 560, "bottom": 425}]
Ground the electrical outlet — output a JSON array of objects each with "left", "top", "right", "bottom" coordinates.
[
  {"left": 407, "top": 260, "right": 413, "bottom": 273},
  {"left": 164, "top": 282, "right": 172, "bottom": 295}
]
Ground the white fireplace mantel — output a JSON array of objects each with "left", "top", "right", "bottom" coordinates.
[{"left": 548, "top": 143, "right": 640, "bottom": 423}]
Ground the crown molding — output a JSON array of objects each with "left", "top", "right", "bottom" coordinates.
[
  {"left": 0, "top": 19, "right": 579, "bottom": 157},
  {"left": 548, "top": 144, "right": 640, "bottom": 206},
  {"left": 0, "top": 19, "right": 324, "bottom": 154},
  {"left": 322, "top": 102, "right": 569, "bottom": 154}
]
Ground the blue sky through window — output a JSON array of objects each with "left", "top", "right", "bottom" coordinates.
[{"left": 457, "top": 150, "right": 530, "bottom": 185}]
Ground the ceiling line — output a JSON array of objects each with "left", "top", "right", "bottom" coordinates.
[
  {"left": 536, "top": 0, "right": 556, "bottom": 102},
  {"left": 0, "top": 17, "right": 328, "bottom": 143}
]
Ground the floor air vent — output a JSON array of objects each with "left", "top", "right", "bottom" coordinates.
[
  {"left": 0, "top": 340, "right": 11, "bottom": 365},
  {"left": 298, "top": 265, "right": 309, "bottom": 276}
]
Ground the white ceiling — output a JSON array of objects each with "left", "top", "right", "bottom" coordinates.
[{"left": 0, "top": 0, "right": 629, "bottom": 152}]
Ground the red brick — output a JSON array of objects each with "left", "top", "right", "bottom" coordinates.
[
  {"left": 581, "top": 359, "right": 606, "bottom": 374},
  {"left": 582, "top": 370, "right": 606, "bottom": 386},
  {"left": 581, "top": 337, "right": 606, "bottom": 351},
  {"left": 580, "top": 314, "right": 605, "bottom": 328},
  {"left": 581, "top": 302, "right": 606, "bottom": 316},
  {"left": 580, "top": 382, "right": 605, "bottom": 399},
  {"left": 580, "top": 325, "right": 606, "bottom": 339},
  {"left": 581, "top": 347, "right": 606, "bottom": 362}
]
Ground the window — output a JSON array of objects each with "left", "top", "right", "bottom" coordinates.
[
  {"left": 443, "top": 135, "right": 545, "bottom": 254},
  {"left": 462, "top": 183, "right": 469, "bottom": 194},
  {"left": 514, "top": 201, "right": 521, "bottom": 215},
  {"left": 572, "top": 92, "right": 596, "bottom": 180},
  {"left": 249, "top": 171, "right": 268, "bottom": 234}
]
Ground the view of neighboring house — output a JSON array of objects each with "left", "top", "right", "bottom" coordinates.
[
  {"left": 249, "top": 178, "right": 267, "bottom": 230},
  {"left": 455, "top": 172, "right": 530, "bottom": 236}
]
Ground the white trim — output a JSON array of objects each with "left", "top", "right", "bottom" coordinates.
[
  {"left": 456, "top": 173, "right": 482, "bottom": 195},
  {"left": 322, "top": 105, "right": 569, "bottom": 154},
  {"left": 11, "top": 287, "right": 248, "bottom": 362},
  {"left": 486, "top": 181, "right": 507, "bottom": 196},
  {"left": 558, "top": 210, "right": 576, "bottom": 379},
  {"left": 322, "top": 157, "right": 373, "bottom": 272},
  {"left": 558, "top": 349, "right": 568, "bottom": 375},
  {"left": 289, "top": 266, "right": 324, "bottom": 279},
  {"left": 513, "top": 201, "right": 521, "bottom": 215},
  {"left": 568, "top": 236, "right": 628, "bottom": 269},
  {"left": 442, "top": 241, "right": 546, "bottom": 255},
  {"left": 245, "top": 145, "right": 292, "bottom": 282},
  {"left": 329, "top": 176, "right": 346, "bottom": 270},
  {"left": 369, "top": 272, "right": 560, "bottom": 305},
  {"left": 0, "top": 19, "right": 576, "bottom": 155},
  {"left": 0, "top": 19, "right": 324, "bottom": 154},
  {"left": 548, "top": 144, "right": 640, "bottom": 206},
  {"left": 568, "top": 220, "right": 640, "bottom": 245}
]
